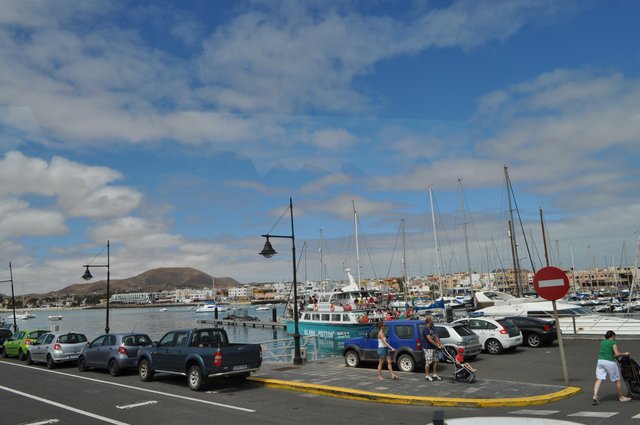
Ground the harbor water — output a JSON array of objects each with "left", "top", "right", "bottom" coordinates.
[{"left": 2, "top": 304, "right": 345, "bottom": 360}]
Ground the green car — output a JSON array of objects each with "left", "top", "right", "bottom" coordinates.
[{"left": 2, "top": 329, "right": 49, "bottom": 360}]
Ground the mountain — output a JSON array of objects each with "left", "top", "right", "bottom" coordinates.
[{"left": 50, "top": 267, "right": 240, "bottom": 296}]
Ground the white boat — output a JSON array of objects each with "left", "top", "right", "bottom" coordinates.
[
  {"left": 255, "top": 304, "right": 273, "bottom": 311},
  {"left": 48, "top": 315, "right": 63, "bottom": 321},
  {"left": 159, "top": 308, "right": 168, "bottom": 312},
  {"left": 473, "top": 290, "right": 640, "bottom": 336},
  {"left": 15, "top": 312, "right": 36, "bottom": 320},
  {"left": 195, "top": 303, "right": 229, "bottom": 313}
]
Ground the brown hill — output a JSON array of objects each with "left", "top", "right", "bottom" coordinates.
[{"left": 52, "top": 267, "right": 241, "bottom": 296}]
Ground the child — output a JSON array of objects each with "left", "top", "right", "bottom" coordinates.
[{"left": 455, "top": 347, "right": 477, "bottom": 373}]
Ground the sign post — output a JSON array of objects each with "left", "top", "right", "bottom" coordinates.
[{"left": 534, "top": 266, "right": 570, "bottom": 386}]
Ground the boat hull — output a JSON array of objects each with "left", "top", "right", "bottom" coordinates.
[{"left": 285, "top": 320, "right": 371, "bottom": 340}]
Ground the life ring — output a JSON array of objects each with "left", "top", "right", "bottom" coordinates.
[
  {"left": 330, "top": 304, "right": 335, "bottom": 312},
  {"left": 314, "top": 304, "right": 319, "bottom": 311}
]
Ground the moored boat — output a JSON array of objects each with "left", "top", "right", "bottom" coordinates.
[
  {"left": 286, "top": 305, "right": 376, "bottom": 340},
  {"left": 195, "top": 302, "right": 229, "bottom": 313}
]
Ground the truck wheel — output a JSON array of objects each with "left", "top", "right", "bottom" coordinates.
[
  {"left": 188, "top": 365, "right": 206, "bottom": 391},
  {"left": 397, "top": 353, "right": 416, "bottom": 373},
  {"left": 139, "top": 359, "right": 154, "bottom": 382},
  {"left": 78, "top": 356, "right": 88, "bottom": 372},
  {"left": 46, "top": 355, "right": 55, "bottom": 369},
  {"left": 344, "top": 350, "right": 361, "bottom": 368}
]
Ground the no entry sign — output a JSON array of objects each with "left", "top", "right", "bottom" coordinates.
[{"left": 533, "top": 266, "right": 570, "bottom": 301}]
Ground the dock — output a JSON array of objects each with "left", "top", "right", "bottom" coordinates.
[{"left": 196, "top": 318, "right": 286, "bottom": 329}]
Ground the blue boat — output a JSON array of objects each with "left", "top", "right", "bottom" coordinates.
[{"left": 285, "top": 307, "right": 375, "bottom": 340}]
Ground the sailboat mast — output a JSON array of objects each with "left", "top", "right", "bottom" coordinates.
[
  {"left": 401, "top": 218, "right": 408, "bottom": 305},
  {"left": 505, "top": 165, "right": 522, "bottom": 297},
  {"left": 429, "top": 186, "right": 443, "bottom": 297},
  {"left": 352, "top": 200, "right": 362, "bottom": 287},
  {"left": 458, "top": 178, "right": 474, "bottom": 305},
  {"left": 319, "top": 229, "right": 325, "bottom": 290}
]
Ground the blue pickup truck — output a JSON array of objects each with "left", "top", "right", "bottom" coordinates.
[
  {"left": 137, "top": 327, "right": 262, "bottom": 391},
  {"left": 342, "top": 320, "right": 482, "bottom": 372}
]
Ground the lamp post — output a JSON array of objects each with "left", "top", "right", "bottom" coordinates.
[
  {"left": 0, "top": 262, "right": 18, "bottom": 333},
  {"left": 259, "top": 198, "right": 302, "bottom": 365},
  {"left": 82, "top": 240, "right": 111, "bottom": 334}
]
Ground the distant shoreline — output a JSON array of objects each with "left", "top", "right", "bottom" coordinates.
[{"left": 0, "top": 300, "right": 285, "bottom": 313}]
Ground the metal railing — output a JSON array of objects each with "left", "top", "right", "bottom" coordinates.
[{"left": 259, "top": 335, "right": 320, "bottom": 363}]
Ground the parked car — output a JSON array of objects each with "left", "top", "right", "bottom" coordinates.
[
  {"left": 0, "top": 328, "right": 13, "bottom": 353},
  {"left": 78, "top": 332, "right": 153, "bottom": 376},
  {"left": 342, "top": 320, "right": 482, "bottom": 372},
  {"left": 27, "top": 331, "right": 88, "bottom": 368},
  {"left": 452, "top": 317, "right": 522, "bottom": 355},
  {"left": 2, "top": 328, "right": 48, "bottom": 360},
  {"left": 504, "top": 316, "right": 557, "bottom": 348},
  {"left": 137, "top": 327, "right": 262, "bottom": 391}
]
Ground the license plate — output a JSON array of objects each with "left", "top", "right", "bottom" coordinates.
[{"left": 233, "top": 364, "right": 247, "bottom": 371}]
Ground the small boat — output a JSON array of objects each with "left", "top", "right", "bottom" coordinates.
[
  {"left": 159, "top": 308, "right": 168, "bottom": 312},
  {"left": 48, "top": 315, "right": 63, "bottom": 321},
  {"left": 16, "top": 312, "right": 36, "bottom": 320},
  {"left": 256, "top": 304, "right": 273, "bottom": 311},
  {"left": 195, "top": 303, "right": 229, "bottom": 313},
  {"left": 286, "top": 305, "right": 378, "bottom": 340}
]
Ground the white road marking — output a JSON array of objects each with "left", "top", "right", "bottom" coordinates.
[
  {"left": 632, "top": 412, "right": 640, "bottom": 418},
  {"left": 26, "top": 420, "right": 60, "bottom": 425},
  {"left": 0, "top": 384, "right": 130, "bottom": 425},
  {"left": 0, "top": 361, "right": 256, "bottom": 413},
  {"left": 510, "top": 409, "right": 560, "bottom": 415},
  {"left": 116, "top": 400, "right": 158, "bottom": 409},
  {"left": 568, "top": 411, "right": 618, "bottom": 418},
  {"left": 538, "top": 278, "right": 565, "bottom": 288}
]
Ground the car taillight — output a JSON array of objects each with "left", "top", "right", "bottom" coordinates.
[
  {"left": 214, "top": 350, "right": 222, "bottom": 367},
  {"left": 499, "top": 325, "right": 508, "bottom": 334},
  {"left": 416, "top": 338, "right": 422, "bottom": 350},
  {"left": 118, "top": 346, "right": 129, "bottom": 356},
  {"left": 543, "top": 324, "right": 551, "bottom": 332},
  {"left": 25, "top": 340, "right": 32, "bottom": 345},
  {"left": 53, "top": 343, "right": 61, "bottom": 351}
]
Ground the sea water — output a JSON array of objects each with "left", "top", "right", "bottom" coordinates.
[{"left": 3, "top": 305, "right": 343, "bottom": 359}]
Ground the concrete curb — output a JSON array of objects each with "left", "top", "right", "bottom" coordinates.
[{"left": 248, "top": 376, "right": 582, "bottom": 407}]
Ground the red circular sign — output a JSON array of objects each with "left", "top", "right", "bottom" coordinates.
[{"left": 533, "top": 266, "right": 570, "bottom": 301}]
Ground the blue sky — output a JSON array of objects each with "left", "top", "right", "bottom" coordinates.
[{"left": 1, "top": 0, "right": 640, "bottom": 295}]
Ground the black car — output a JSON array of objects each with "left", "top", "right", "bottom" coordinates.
[
  {"left": 0, "top": 328, "right": 12, "bottom": 353},
  {"left": 505, "top": 316, "right": 557, "bottom": 348}
]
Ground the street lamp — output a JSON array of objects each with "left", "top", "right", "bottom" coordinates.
[
  {"left": 82, "top": 240, "right": 111, "bottom": 334},
  {"left": 259, "top": 197, "right": 302, "bottom": 365},
  {"left": 0, "top": 262, "right": 18, "bottom": 333}
]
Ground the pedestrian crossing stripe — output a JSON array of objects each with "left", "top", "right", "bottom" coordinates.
[
  {"left": 568, "top": 411, "right": 618, "bottom": 418},
  {"left": 633, "top": 413, "right": 640, "bottom": 419},
  {"left": 510, "top": 409, "right": 559, "bottom": 416}
]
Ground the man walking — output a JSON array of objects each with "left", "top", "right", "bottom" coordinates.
[{"left": 423, "top": 315, "right": 443, "bottom": 381}]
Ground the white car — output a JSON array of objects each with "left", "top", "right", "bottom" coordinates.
[{"left": 452, "top": 317, "right": 522, "bottom": 355}]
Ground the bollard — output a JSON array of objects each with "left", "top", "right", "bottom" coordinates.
[
  {"left": 272, "top": 307, "right": 277, "bottom": 322},
  {"left": 432, "top": 410, "right": 445, "bottom": 425},
  {"left": 215, "top": 307, "right": 218, "bottom": 319}
]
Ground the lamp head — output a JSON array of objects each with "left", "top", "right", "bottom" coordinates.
[
  {"left": 82, "top": 267, "right": 93, "bottom": 281},
  {"left": 259, "top": 238, "right": 277, "bottom": 258}
]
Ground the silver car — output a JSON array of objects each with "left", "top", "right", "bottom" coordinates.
[
  {"left": 27, "top": 332, "right": 88, "bottom": 369},
  {"left": 78, "top": 332, "right": 152, "bottom": 376}
]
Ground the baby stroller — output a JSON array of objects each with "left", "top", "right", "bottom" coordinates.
[
  {"left": 442, "top": 346, "right": 477, "bottom": 383},
  {"left": 617, "top": 355, "right": 640, "bottom": 399}
]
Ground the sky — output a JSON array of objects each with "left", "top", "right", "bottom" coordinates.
[{"left": 1, "top": 0, "right": 640, "bottom": 296}]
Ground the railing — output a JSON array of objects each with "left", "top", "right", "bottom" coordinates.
[{"left": 258, "top": 335, "right": 321, "bottom": 363}]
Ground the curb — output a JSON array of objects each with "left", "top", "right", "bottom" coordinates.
[{"left": 248, "top": 377, "right": 582, "bottom": 407}]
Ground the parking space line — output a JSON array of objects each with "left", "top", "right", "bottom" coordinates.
[
  {"left": 116, "top": 401, "right": 158, "bottom": 409},
  {"left": 0, "top": 384, "right": 130, "bottom": 425},
  {"left": 0, "top": 361, "right": 256, "bottom": 413}
]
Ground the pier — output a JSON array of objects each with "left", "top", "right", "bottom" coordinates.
[{"left": 196, "top": 318, "right": 286, "bottom": 329}]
